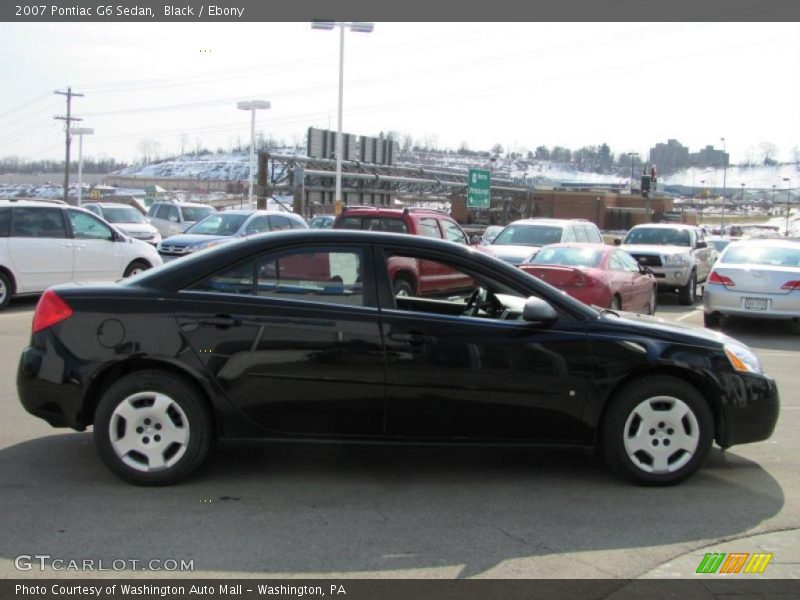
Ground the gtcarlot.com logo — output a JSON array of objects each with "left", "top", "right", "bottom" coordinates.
[
  {"left": 14, "top": 554, "right": 194, "bottom": 572},
  {"left": 696, "top": 552, "right": 773, "bottom": 574}
]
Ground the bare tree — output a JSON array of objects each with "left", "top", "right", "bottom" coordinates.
[
  {"left": 179, "top": 133, "right": 189, "bottom": 155},
  {"left": 759, "top": 141, "right": 779, "bottom": 166},
  {"left": 137, "top": 139, "right": 159, "bottom": 164}
]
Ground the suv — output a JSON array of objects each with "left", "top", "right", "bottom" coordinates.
[
  {"left": 83, "top": 202, "right": 161, "bottom": 245},
  {"left": 0, "top": 200, "right": 162, "bottom": 310},
  {"left": 483, "top": 218, "right": 604, "bottom": 265},
  {"left": 333, "top": 206, "right": 473, "bottom": 296},
  {"left": 618, "top": 223, "right": 716, "bottom": 305},
  {"left": 146, "top": 200, "right": 216, "bottom": 239}
]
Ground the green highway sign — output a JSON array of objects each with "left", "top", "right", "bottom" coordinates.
[{"left": 467, "top": 168, "right": 491, "bottom": 209}]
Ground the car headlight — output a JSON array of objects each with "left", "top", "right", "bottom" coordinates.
[
  {"left": 724, "top": 344, "right": 762, "bottom": 374},
  {"left": 664, "top": 254, "right": 690, "bottom": 266}
]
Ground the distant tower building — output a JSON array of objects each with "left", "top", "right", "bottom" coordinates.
[
  {"left": 648, "top": 139, "right": 690, "bottom": 173},
  {"left": 689, "top": 145, "right": 729, "bottom": 168}
]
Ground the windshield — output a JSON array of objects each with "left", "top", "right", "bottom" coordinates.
[
  {"left": 101, "top": 206, "right": 145, "bottom": 224},
  {"left": 181, "top": 206, "right": 216, "bottom": 222},
  {"left": 720, "top": 245, "right": 800, "bottom": 267},
  {"left": 493, "top": 224, "right": 562, "bottom": 247},
  {"left": 623, "top": 227, "right": 691, "bottom": 246},
  {"left": 186, "top": 213, "right": 247, "bottom": 236},
  {"left": 529, "top": 246, "right": 604, "bottom": 267}
]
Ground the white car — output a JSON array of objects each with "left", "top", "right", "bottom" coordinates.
[
  {"left": 146, "top": 200, "right": 216, "bottom": 239},
  {"left": 82, "top": 202, "right": 161, "bottom": 245},
  {"left": 704, "top": 239, "right": 800, "bottom": 328},
  {"left": 482, "top": 218, "right": 604, "bottom": 264},
  {"left": 0, "top": 200, "right": 162, "bottom": 310}
]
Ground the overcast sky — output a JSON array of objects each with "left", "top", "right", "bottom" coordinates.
[{"left": 0, "top": 22, "right": 797, "bottom": 164}]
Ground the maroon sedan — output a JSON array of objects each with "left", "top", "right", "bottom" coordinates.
[{"left": 519, "top": 243, "right": 658, "bottom": 314}]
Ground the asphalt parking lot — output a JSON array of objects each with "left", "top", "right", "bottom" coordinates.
[{"left": 0, "top": 291, "right": 798, "bottom": 580}]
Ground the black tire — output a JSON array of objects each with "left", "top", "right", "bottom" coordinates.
[
  {"left": 0, "top": 271, "right": 12, "bottom": 311},
  {"left": 392, "top": 277, "right": 414, "bottom": 297},
  {"left": 703, "top": 312, "right": 721, "bottom": 329},
  {"left": 93, "top": 370, "right": 213, "bottom": 485},
  {"left": 601, "top": 375, "right": 714, "bottom": 486},
  {"left": 123, "top": 260, "right": 150, "bottom": 278},
  {"left": 678, "top": 271, "right": 697, "bottom": 306},
  {"left": 610, "top": 295, "right": 622, "bottom": 311},
  {"left": 647, "top": 287, "right": 658, "bottom": 315}
]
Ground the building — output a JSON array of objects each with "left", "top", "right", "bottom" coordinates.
[
  {"left": 649, "top": 139, "right": 690, "bottom": 173},
  {"left": 689, "top": 145, "right": 729, "bottom": 169}
]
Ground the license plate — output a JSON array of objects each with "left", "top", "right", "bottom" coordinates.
[{"left": 743, "top": 297, "right": 769, "bottom": 311}]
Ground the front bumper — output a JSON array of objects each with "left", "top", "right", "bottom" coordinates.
[
  {"left": 717, "top": 372, "right": 780, "bottom": 448},
  {"left": 651, "top": 265, "right": 693, "bottom": 288}
]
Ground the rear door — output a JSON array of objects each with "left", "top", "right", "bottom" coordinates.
[
  {"left": 174, "top": 243, "right": 386, "bottom": 437},
  {"left": 7, "top": 206, "right": 73, "bottom": 292}
]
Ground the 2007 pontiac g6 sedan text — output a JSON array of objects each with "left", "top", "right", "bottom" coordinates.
[{"left": 17, "top": 230, "right": 779, "bottom": 486}]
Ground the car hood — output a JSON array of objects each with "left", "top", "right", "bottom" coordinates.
[
  {"left": 115, "top": 223, "right": 158, "bottom": 236},
  {"left": 601, "top": 310, "right": 741, "bottom": 348},
  {"left": 620, "top": 244, "right": 691, "bottom": 255},
  {"left": 159, "top": 234, "right": 232, "bottom": 248},
  {"left": 485, "top": 244, "right": 541, "bottom": 264}
]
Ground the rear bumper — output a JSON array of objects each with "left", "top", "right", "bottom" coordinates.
[
  {"left": 17, "top": 345, "right": 87, "bottom": 430},
  {"left": 717, "top": 373, "right": 780, "bottom": 448},
  {"left": 704, "top": 286, "right": 800, "bottom": 320}
]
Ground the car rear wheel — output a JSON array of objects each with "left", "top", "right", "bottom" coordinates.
[
  {"left": 678, "top": 271, "right": 697, "bottom": 306},
  {"left": 123, "top": 260, "right": 150, "bottom": 278},
  {"left": 647, "top": 288, "right": 658, "bottom": 315},
  {"left": 0, "top": 271, "right": 12, "bottom": 310},
  {"left": 94, "top": 370, "right": 213, "bottom": 485},
  {"left": 601, "top": 376, "right": 713, "bottom": 485},
  {"left": 610, "top": 295, "right": 621, "bottom": 311},
  {"left": 393, "top": 277, "right": 414, "bottom": 297}
]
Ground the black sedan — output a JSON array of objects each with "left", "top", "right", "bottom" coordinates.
[{"left": 17, "top": 230, "right": 779, "bottom": 486}]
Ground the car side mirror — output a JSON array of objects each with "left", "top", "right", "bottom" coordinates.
[
  {"left": 613, "top": 238, "right": 622, "bottom": 246},
  {"left": 638, "top": 264, "right": 654, "bottom": 275},
  {"left": 522, "top": 297, "right": 559, "bottom": 326},
  {"left": 470, "top": 235, "right": 481, "bottom": 245}
]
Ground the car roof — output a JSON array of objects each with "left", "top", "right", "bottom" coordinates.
[
  {"left": 629, "top": 223, "right": 696, "bottom": 230},
  {"left": 542, "top": 242, "right": 610, "bottom": 250},
  {"left": 0, "top": 199, "right": 67, "bottom": 207},
  {"left": 724, "top": 238, "right": 800, "bottom": 249},
  {"left": 508, "top": 218, "right": 591, "bottom": 227}
]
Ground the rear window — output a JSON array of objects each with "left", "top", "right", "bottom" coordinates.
[
  {"left": 493, "top": 224, "right": 563, "bottom": 247},
  {"left": 102, "top": 206, "right": 146, "bottom": 224},
  {"left": 530, "top": 246, "right": 604, "bottom": 267},
  {"left": 720, "top": 245, "right": 800, "bottom": 267},
  {"left": 336, "top": 216, "right": 408, "bottom": 234},
  {"left": 180, "top": 206, "right": 215, "bottom": 222}
]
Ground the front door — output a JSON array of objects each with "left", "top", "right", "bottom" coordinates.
[{"left": 67, "top": 209, "right": 126, "bottom": 281}]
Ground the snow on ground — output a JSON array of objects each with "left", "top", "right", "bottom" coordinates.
[{"left": 0, "top": 183, "right": 145, "bottom": 200}]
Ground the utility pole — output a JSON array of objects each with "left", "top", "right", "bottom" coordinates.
[{"left": 54, "top": 87, "right": 84, "bottom": 204}]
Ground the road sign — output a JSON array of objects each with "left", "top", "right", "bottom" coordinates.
[{"left": 467, "top": 169, "right": 491, "bottom": 209}]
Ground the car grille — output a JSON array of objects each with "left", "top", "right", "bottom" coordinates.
[
  {"left": 631, "top": 254, "right": 663, "bottom": 267},
  {"left": 159, "top": 245, "right": 191, "bottom": 256}
]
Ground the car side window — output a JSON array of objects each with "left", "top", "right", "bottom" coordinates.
[
  {"left": 573, "top": 225, "right": 588, "bottom": 243},
  {"left": 288, "top": 215, "right": 307, "bottom": 229},
  {"left": 609, "top": 253, "right": 625, "bottom": 271},
  {"left": 616, "top": 251, "right": 640, "bottom": 272},
  {"left": 418, "top": 218, "right": 442, "bottom": 239},
  {"left": 245, "top": 216, "right": 270, "bottom": 234},
  {"left": 84, "top": 205, "right": 101, "bottom": 216},
  {"left": 441, "top": 219, "right": 467, "bottom": 244},
  {"left": 155, "top": 204, "right": 171, "bottom": 220},
  {"left": 587, "top": 224, "right": 603, "bottom": 243},
  {"left": 167, "top": 206, "right": 180, "bottom": 223},
  {"left": 146, "top": 205, "right": 158, "bottom": 218},
  {"left": 268, "top": 215, "right": 292, "bottom": 231},
  {"left": 561, "top": 226, "right": 576, "bottom": 243},
  {"left": 11, "top": 207, "right": 68, "bottom": 238},
  {"left": 0, "top": 208, "right": 10, "bottom": 237},
  {"left": 190, "top": 248, "right": 365, "bottom": 307},
  {"left": 69, "top": 210, "right": 115, "bottom": 241}
]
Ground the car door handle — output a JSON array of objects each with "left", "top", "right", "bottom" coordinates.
[
  {"left": 389, "top": 332, "right": 430, "bottom": 346},
  {"left": 199, "top": 315, "right": 241, "bottom": 328},
  {"left": 60, "top": 242, "right": 73, "bottom": 248}
]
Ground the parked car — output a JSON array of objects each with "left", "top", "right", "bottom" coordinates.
[
  {"left": 82, "top": 202, "right": 161, "bottom": 245},
  {"left": 480, "top": 225, "right": 505, "bottom": 245},
  {"left": 0, "top": 200, "right": 162, "bottom": 310},
  {"left": 146, "top": 200, "right": 216, "bottom": 239},
  {"left": 308, "top": 215, "right": 335, "bottom": 229},
  {"left": 334, "top": 206, "right": 474, "bottom": 296},
  {"left": 157, "top": 210, "right": 307, "bottom": 262},
  {"left": 706, "top": 236, "right": 732, "bottom": 254},
  {"left": 18, "top": 230, "right": 778, "bottom": 486},
  {"left": 703, "top": 239, "right": 800, "bottom": 328},
  {"left": 618, "top": 224, "right": 716, "bottom": 306},
  {"left": 481, "top": 218, "right": 604, "bottom": 265},
  {"left": 520, "top": 243, "right": 657, "bottom": 314}
]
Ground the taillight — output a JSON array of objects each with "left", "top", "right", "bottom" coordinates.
[
  {"left": 708, "top": 271, "right": 735, "bottom": 287},
  {"left": 32, "top": 290, "right": 73, "bottom": 333},
  {"left": 570, "top": 271, "right": 595, "bottom": 288},
  {"left": 782, "top": 280, "right": 800, "bottom": 291}
]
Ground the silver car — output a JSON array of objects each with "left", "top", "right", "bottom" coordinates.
[{"left": 703, "top": 239, "right": 800, "bottom": 328}]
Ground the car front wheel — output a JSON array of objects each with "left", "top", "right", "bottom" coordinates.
[
  {"left": 601, "top": 376, "right": 713, "bottom": 485},
  {"left": 94, "top": 370, "right": 213, "bottom": 485},
  {"left": 678, "top": 271, "right": 697, "bottom": 305}
]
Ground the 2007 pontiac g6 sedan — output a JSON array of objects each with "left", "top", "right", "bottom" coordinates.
[{"left": 17, "top": 230, "right": 779, "bottom": 486}]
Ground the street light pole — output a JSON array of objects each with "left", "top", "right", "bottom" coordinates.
[
  {"left": 627, "top": 152, "right": 637, "bottom": 191},
  {"left": 312, "top": 21, "right": 373, "bottom": 212},
  {"left": 71, "top": 127, "right": 94, "bottom": 207},
  {"left": 784, "top": 177, "right": 792, "bottom": 236},
  {"left": 720, "top": 137, "right": 727, "bottom": 232},
  {"left": 237, "top": 100, "right": 271, "bottom": 208}
]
